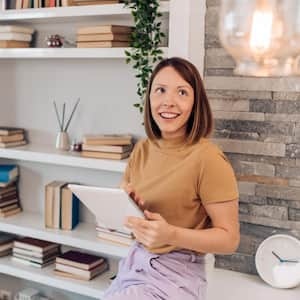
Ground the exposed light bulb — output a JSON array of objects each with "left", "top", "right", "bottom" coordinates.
[{"left": 249, "top": 10, "right": 273, "bottom": 53}]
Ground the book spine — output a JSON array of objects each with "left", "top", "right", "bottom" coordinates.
[
  {"left": 71, "top": 193, "right": 79, "bottom": 229},
  {"left": 0, "top": 172, "right": 9, "bottom": 182}
]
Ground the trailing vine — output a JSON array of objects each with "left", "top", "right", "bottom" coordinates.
[{"left": 123, "top": 0, "right": 165, "bottom": 114}]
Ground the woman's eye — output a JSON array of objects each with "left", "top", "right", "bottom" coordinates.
[
  {"left": 179, "top": 89, "right": 188, "bottom": 96},
  {"left": 156, "top": 87, "right": 165, "bottom": 93}
]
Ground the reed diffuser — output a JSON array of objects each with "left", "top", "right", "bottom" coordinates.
[{"left": 53, "top": 98, "right": 80, "bottom": 150}]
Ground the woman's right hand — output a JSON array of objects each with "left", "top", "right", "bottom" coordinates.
[{"left": 122, "top": 182, "right": 145, "bottom": 210}]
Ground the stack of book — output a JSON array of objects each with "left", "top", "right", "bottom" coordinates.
[
  {"left": 54, "top": 250, "right": 109, "bottom": 280},
  {"left": 7, "top": 0, "right": 118, "bottom": 8},
  {"left": 76, "top": 25, "right": 132, "bottom": 48},
  {"left": 72, "top": 0, "right": 120, "bottom": 6},
  {"left": 0, "top": 165, "right": 22, "bottom": 218},
  {"left": 0, "top": 127, "right": 27, "bottom": 148},
  {"left": 96, "top": 222, "right": 134, "bottom": 246},
  {"left": 0, "top": 26, "right": 34, "bottom": 48},
  {"left": 45, "top": 181, "right": 79, "bottom": 230},
  {"left": 0, "top": 231, "right": 16, "bottom": 257},
  {"left": 12, "top": 237, "right": 60, "bottom": 268},
  {"left": 81, "top": 134, "right": 133, "bottom": 160},
  {"left": 8, "top": 0, "right": 63, "bottom": 8}
]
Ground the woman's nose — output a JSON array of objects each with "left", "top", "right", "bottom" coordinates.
[{"left": 161, "top": 94, "right": 175, "bottom": 107}]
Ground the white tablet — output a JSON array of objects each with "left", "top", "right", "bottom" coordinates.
[{"left": 68, "top": 184, "right": 144, "bottom": 234}]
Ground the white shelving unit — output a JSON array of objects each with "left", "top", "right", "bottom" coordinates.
[
  {"left": 0, "top": 47, "right": 168, "bottom": 58},
  {"left": 0, "top": 2, "right": 170, "bottom": 21},
  {"left": 0, "top": 144, "right": 127, "bottom": 172},
  {"left": 0, "top": 0, "right": 206, "bottom": 298},
  {"left": 0, "top": 212, "right": 129, "bottom": 258},
  {"left": 0, "top": 256, "right": 118, "bottom": 299}
]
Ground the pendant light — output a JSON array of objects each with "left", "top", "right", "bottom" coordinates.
[{"left": 218, "top": 0, "right": 300, "bottom": 76}]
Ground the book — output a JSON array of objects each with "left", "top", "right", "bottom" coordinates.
[
  {"left": 0, "top": 133, "right": 24, "bottom": 142},
  {"left": 77, "top": 25, "right": 133, "bottom": 35},
  {"left": 96, "top": 224, "right": 133, "bottom": 238},
  {"left": 55, "top": 261, "right": 108, "bottom": 280},
  {"left": 83, "top": 134, "right": 132, "bottom": 145},
  {"left": 0, "top": 206, "right": 21, "bottom": 217},
  {"left": 61, "top": 185, "right": 79, "bottom": 230},
  {"left": 0, "top": 185, "right": 17, "bottom": 201},
  {"left": 45, "top": 181, "right": 57, "bottom": 228},
  {"left": 81, "top": 150, "right": 131, "bottom": 160},
  {"left": 0, "top": 165, "right": 18, "bottom": 183},
  {"left": 0, "top": 179, "right": 18, "bottom": 188},
  {"left": 13, "top": 252, "right": 58, "bottom": 264},
  {"left": 0, "top": 231, "right": 15, "bottom": 245},
  {"left": 56, "top": 250, "right": 105, "bottom": 270},
  {"left": 72, "top": 0, "right": 119, "bottom": 6},
  {"left": 97, "top": 231, "right": 134, "bottom": 247},
  {"left": 44, "top": 181, "right": 67, "bottom": 229},
  {"left": 77, "top": 41, "right": 130, "bottom": 48},
  {"left": 23, "top": 0, "right": 30, "bottom": 8},
  {"left": 16, "top": 0, "right": 22, "bottom": 9},
  {"left": 5, "top": 0, "right": 17, "bottom": 9},
  {"left": 0, "top": 186, "right": 17, "bottom": 198},
  {"left": 0, "top": 33, "right": 32, "bottom": 42},
  {"left": 0, "top": 242, "right": 13, "bottom": 252},
  {"left": 61, "top": 0, "right": 72, "bottom": 6},
  {"left": 13, "top": 245, "right": 60, "bottom": 258},
  {"left": 0, "top": 203, "right": 19, "bottom": 213},
  {"left": 0, "top": 127, "right": 24, "bottom": 136},
  {"left": 53, "top": 181, "right": 68, "bottom": 229},
  {"left": 0, "top": 189, "right": 17, "bottom": 202},
  {"left": 14, "top": 237, "right": 60, "bottom": 253},
  {"left": 0, "top": 199, "right": 18, "bottom": 208},
  {"left": 76, "top": 33, "right": 131, "bottom": 42},
  {"left": 0, "top": 41, "right": 30, "bottom": 48},
  {"left": 54, "top": 264, "right": 108, "bottom": 280},
  {"left": 12, "top": 256, "right": 55, "bottom": 268},
  {"left": 0, "top": 249, "right": 12, "bottom": 257},
  {"left": 81, "top": 143, "right": 132, "bottom": 153},
  {"left": 0, "top": 140, "right": 27, "bottom": 148}
]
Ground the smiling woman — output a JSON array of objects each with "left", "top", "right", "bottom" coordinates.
[{"left": 103, "top": 57, "right": 240, "bottom": 300}]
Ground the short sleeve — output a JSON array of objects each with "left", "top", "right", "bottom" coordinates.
[
  {"left": 122, "top": 153, "right": 133, "bottom": 183},
  {"left": 198, "top": 148, "right": 239, "bottom": 204},
  {"left": 121, "top": 140, "right": 141, "bottom": 184}
]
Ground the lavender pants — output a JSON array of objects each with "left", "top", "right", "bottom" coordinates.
[{"left": 103, "top": 242, "right": 207, "bottom": 300}]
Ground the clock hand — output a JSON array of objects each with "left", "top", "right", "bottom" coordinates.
[
  {"left": 272, "top": 251, "right": 299, "bottom": 263},
  {"left": 272, "top": 251, "right": 283, "bottom": 262},
  {"left": 281, "top": 259, "right": 299, "bottom": 263}
]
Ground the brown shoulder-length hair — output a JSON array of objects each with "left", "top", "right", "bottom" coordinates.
[{"left": 144, "top": 57, "right": 213, "bottom": 144}]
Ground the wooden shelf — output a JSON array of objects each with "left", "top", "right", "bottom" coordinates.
[
  {"left": 0, "top": 143, "right": 128, "bottom": 172},
  {"left": 0, "top": 2, "right": 169, "bottom": 22},
  {"left": 0, "top": 255, "right": 117, "bottom": 299},
  {"left": 0, "top": 47, "right": 168, "bottom": 59},
  {"left": 0, "top": 211, "right": 130, "bottom": 258}
]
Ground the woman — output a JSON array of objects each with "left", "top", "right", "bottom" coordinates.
[{"left": 103, "top": 57, "right": 239, "bottom": 300}]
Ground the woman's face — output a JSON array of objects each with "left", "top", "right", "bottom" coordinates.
[{"left": 150, "top": 66, "right": 194, "bottom": 139}]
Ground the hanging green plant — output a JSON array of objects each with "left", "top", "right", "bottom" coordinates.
[{"left": 123, "top": 0, "right": 165, "bottom": 114}]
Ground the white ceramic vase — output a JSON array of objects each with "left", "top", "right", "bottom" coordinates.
[{"left": 55, "top": 131, "right": 70, "bottom": 151}]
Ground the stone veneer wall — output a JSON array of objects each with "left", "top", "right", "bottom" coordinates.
[{"left": 205, "top": 0, "right": 300, "bottom": 274}]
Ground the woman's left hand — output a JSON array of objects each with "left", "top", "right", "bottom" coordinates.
[{"left": 124, "top": 210, "right": 175, "bottom": 248}]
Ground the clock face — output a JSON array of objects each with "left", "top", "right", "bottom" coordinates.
[{"left": 255, "top": 234, "right": 300, "bottom": 288}]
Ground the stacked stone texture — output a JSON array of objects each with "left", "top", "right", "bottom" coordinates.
[{"left": 205, "top": 0, "right": 300, "bottom": 274}]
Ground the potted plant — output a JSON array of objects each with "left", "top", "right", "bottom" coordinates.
[{"left": 124, "top": 0, "right": 165, "bottom": 114}]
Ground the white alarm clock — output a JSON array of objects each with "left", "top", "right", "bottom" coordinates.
[{"left": 255, "top": 234, "right": 300, "bottom": 288}]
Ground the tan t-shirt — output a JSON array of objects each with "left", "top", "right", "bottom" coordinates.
[{"left": 123, "top": 136, "right": 239, "bottom": 254}]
